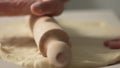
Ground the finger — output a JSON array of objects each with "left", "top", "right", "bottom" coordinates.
[
  {"left": 104, "top": 40, "right": 120, "bottom": 49},
  {"left": 108, "top": 41, "right": 120, "bottom": 49},
  {"left": 104, "top": 40, "right": 110, "bottom": 47},
  {"left": 52, "top": 2, "right": 64, "bottom": 16},
  {"left": 31, "top": 1, "right": 64, "bottom": 16},
  {"left": 39, "top": 1, "right": 63, "bottom": 16},
  {"left": 104, "top": 39, "right": 120, "bottom": 47},
  {"left": 31, "top": 2, "right": 44, "bottom": 16}
]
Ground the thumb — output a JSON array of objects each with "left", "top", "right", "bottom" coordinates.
[{"left": 31, "top": 0, "right": 64, "bottom": 16}]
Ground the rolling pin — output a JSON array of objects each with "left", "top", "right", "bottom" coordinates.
[{"left": 30, "top": 16, "right": 72, "bottom": 67}]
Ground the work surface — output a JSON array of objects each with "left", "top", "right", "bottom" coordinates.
[{"left": 1, "top": 10, "right": 120, "bottom": 68}]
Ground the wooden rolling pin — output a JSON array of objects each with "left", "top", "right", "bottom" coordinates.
[{"left": 30, "top": 16, "right": 72, "bottom": 67}]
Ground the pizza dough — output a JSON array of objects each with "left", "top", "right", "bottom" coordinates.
[{"left": 1, "top": 16, "right": 120, "bottom": 68}]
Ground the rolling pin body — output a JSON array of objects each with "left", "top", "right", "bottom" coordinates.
[{"left": 32, "top": 16, "right": 71, "bottom": 67}]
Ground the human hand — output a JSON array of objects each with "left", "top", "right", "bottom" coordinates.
[{"left": 31, "top": 0, "right": 68, "bottom": 16}]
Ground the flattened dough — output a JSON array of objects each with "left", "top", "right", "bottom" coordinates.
[{"left": 1, "top": 16, "right": 120, "bottom": 68}]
